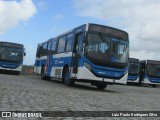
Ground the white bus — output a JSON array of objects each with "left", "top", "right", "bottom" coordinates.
[
  {"left": 34, "top": 23, "right": 129, "bottom": 89},
  {"left": 0, "top": 41, "right": 26, "bottom": 75},
  {"left": 139, "top": 60, "right": 160, "bottom": 87}
]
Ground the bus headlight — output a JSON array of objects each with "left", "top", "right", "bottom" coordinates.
[{"left": 84, "top": 62, "right": 91, "bottom": 71}]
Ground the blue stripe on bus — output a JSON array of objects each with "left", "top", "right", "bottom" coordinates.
[
  {"left": 83, "top": 56, "right": 128, "bottom": 78},
  {"left": 144, "top": 75, "right": 160, "bottom": 83},
  {"left": 83, "top": 56, "right": 128, "bottom": 71},
  {"left": 35, "top": 57, "right": 73, "bottom": 68},
  {"left": 128, "top": 75, "right": 138, "bottom": 81},
  {"left": 35, "top": 55, "right": 128, "bottom": 78},
  {"left": 0, "top": 61, "right": 22, "bottom": 69}
]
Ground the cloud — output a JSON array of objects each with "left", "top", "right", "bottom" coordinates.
[
  {"left": 0, "top": 0, "right": 36, "bottom": 35},
  {"left": 37, "top": 0, "right": 47, "bottom": 10},
  {"left": 73, "top": 0, "right": 160, "bottom": 60}
]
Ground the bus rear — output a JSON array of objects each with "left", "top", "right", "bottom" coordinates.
[
  {"left": 127, "top": 58, "right": 140, "bottom": 84},
  {"left": 140, "top": 60, "right": 160, "bottom": 87},
  {"left": 0, "top": 42, "right": 25, "bottom": 75}
]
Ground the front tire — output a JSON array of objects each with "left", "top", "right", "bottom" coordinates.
[
  {"left": 96, "top": 83, "right": 107, "bottom": 90},
  {"left": 152, "top": 85, "right": 157, "bottom": 88},
  {"left": 63, "top": 67, "right": 75, "bottom": 86},
  {"left": 41, "top": 67, "right": 47, "bottom": 80}
]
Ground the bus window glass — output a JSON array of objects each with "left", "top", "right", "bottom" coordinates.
[
  {"left": 48, "top": 41, "right": 52, "bottom": 54},
  {"left": 51, "top": 41, "right": 57, "bottom": 53},
  {"left": 85, "top": 33, "right": 111, "bottom": 61},
  {"left": 58, "top": 36, "right": 66, "bottom": 53},
  {"left": 36, "top": 46, "right": 40, "bottom": 57},
  {"left": 66, "top": 39, "right": 73, "bottom": 51},
  {"left": 112, "top": 38, "right": 128, "bottom": 63},
  {"left": 42, "top": 43, "right": 48, "bottom": 56}
]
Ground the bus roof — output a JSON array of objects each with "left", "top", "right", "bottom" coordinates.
[
  {"left": 129, "top": 58, "right": 139, "bottom": 63},
  {"left": 0, "top": 41, "right": 23, "bottom": 48},
  {"left": 38, "top": 23, "right": 129, "bottom": 45},
  {"left": 140, "top": 60, "right": 160, "bottom": 64}
]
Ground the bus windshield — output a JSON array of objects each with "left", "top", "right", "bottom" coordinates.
[
  {"left": 147, "top": 64, "right": 160, "bottom": 77},
  {"left": 129, "top": 63, "right": 139, "bottom": 75},
  {"left": 85, "top": 33, "right": 129, "bottom": 64},
  {"left": 0, "top": 47, "right": 23, "bottom": 63}
]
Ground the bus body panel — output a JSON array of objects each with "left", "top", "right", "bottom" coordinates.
[
  {"left": 0, "top": 42, "right": 25, "bottom": 74},
  {"left": 140, "top": 60, "right": 160, "bottom": 85},
  {"left": 34, "top": 23, "right": 129, "bottom": 87},
  {"left": 127, "top": 75, "right": 139, "bottom": 83},
  {"left": 0, "top": 64, "right": 22, "bottom": 72},
  {"left": 77, "top": 66, "right": 128, "bottom": 84},
  {"left": 142, "top": 76, "right": 160, "bottom": 85}
]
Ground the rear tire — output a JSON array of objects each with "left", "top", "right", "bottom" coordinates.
[
  {"left": 15, "top": 71, "right": 20, "bottom": 75},
  {"left": 96, "top": 83, "right": 107, "bottom": 90},
  {"left": 63, "top": 67, "right": 75, "bottom": 86}
]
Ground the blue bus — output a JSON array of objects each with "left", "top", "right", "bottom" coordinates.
[
  {"left": 0, "top": 41, "right": 26, "bottom": 75},
  {"left": 139, "top": 60, "right": 160, "bottom": 87},
  {"left": 34, "top": 23, "right": 129, "bottom": 89},
  {"left": 127, "top": 58, "right": 140, "bottom": 84}
]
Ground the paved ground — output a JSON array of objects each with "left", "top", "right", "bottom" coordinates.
[{"left": 0, "top": 73, "right": 160, "bottom": 120}]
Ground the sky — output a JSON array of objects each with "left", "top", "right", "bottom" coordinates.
[{"left": 0, "top": 0, "right": 160, "bottom": 65}]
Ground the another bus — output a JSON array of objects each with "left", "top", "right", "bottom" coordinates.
[
  {"left": 34, "top": 23, "right": 129, "bottom": 89},
  {"left": 127, "top": 58, "right": 140, "bottom": 84},
  {"left": 139, "top": 60, "right": 160, "bottom": 87},
  {"left": 0, "top": 41, "right": 26, "bottom": 75}
]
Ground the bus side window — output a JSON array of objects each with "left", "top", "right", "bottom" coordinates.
[
  {"left": 66, "top": 33, "right": 73, "bottom": 52},
  {"left": 57, "top": 36, "right": 66, "bottom": 53},
  {"left": 36, "top": 45, "right": 42, "bottom": 57},
  {"left": 73, "top": 33, "right": 83, "bottom": 54},
  {"left": 51, "top": 40, "right": 57, "bottom": 54},
  {"left": 47, "top": 41, "right": 52, "bottom": 55},
  {"left": 36, "top": 46, "right": 39, "bottom": 57},
  {"left": 42, "top": 43, "right": 48, "bottom": 56}
]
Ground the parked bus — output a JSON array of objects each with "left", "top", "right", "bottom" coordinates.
[
  {"left": 127, "top": 58, "right": 140, "bottom": 84},
  {"left": 34, "top": 23, "right": 129, "bottom": 89},
  {"left": 139, "top": 60, "right": 160, "bottom": 87},
  {"left": 0, "top": 41, "right": 26, "bottom": 75}
]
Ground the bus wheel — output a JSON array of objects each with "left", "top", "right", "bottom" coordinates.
[
  {"left": 41, "top": 67, "right": 47, "bottom": 80},
  {"left": 152, "top": 85, "right": 157, "bottom": 88},
  {"left": 47, "top": 77, "right": 51, "bottom": 80},
  {"left": 63, "top": 67, "right": 75, "bottom": 86},
  {"left": 96, "top": 83, "right": 107, "bottom": 90},
  {"left": 15, "top": 71, "right": 20, "bottom": 75}
]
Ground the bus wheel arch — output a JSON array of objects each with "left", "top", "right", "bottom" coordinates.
[{"left": 62, "top": 65, "right": 75, "bottom": 86}]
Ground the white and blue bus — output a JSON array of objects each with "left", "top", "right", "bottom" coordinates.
[
  {"left": 127, "top": 58, "right": 140, "bottom": 84},
  {"left": 139, "top": 60, "right": 160, "bottom": 87},
  {"left": 34, "top": 23, "right": 129, "bottom": 89},
  {"left": 0, "top": 41, "right": 26, "bottom": 75}
]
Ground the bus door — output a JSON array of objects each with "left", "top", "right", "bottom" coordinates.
[
  {"left": 46, "top": 41, "right": 53, "bottom": 76},
  {"left": 35, "top": 44, "right": 41, "bottom": 74},
  {"left": 139, "top": 63, "right": 145, "bottom": 84},
  {"left": 72, "top": 32, "right": 84, "bottom": 73}
]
